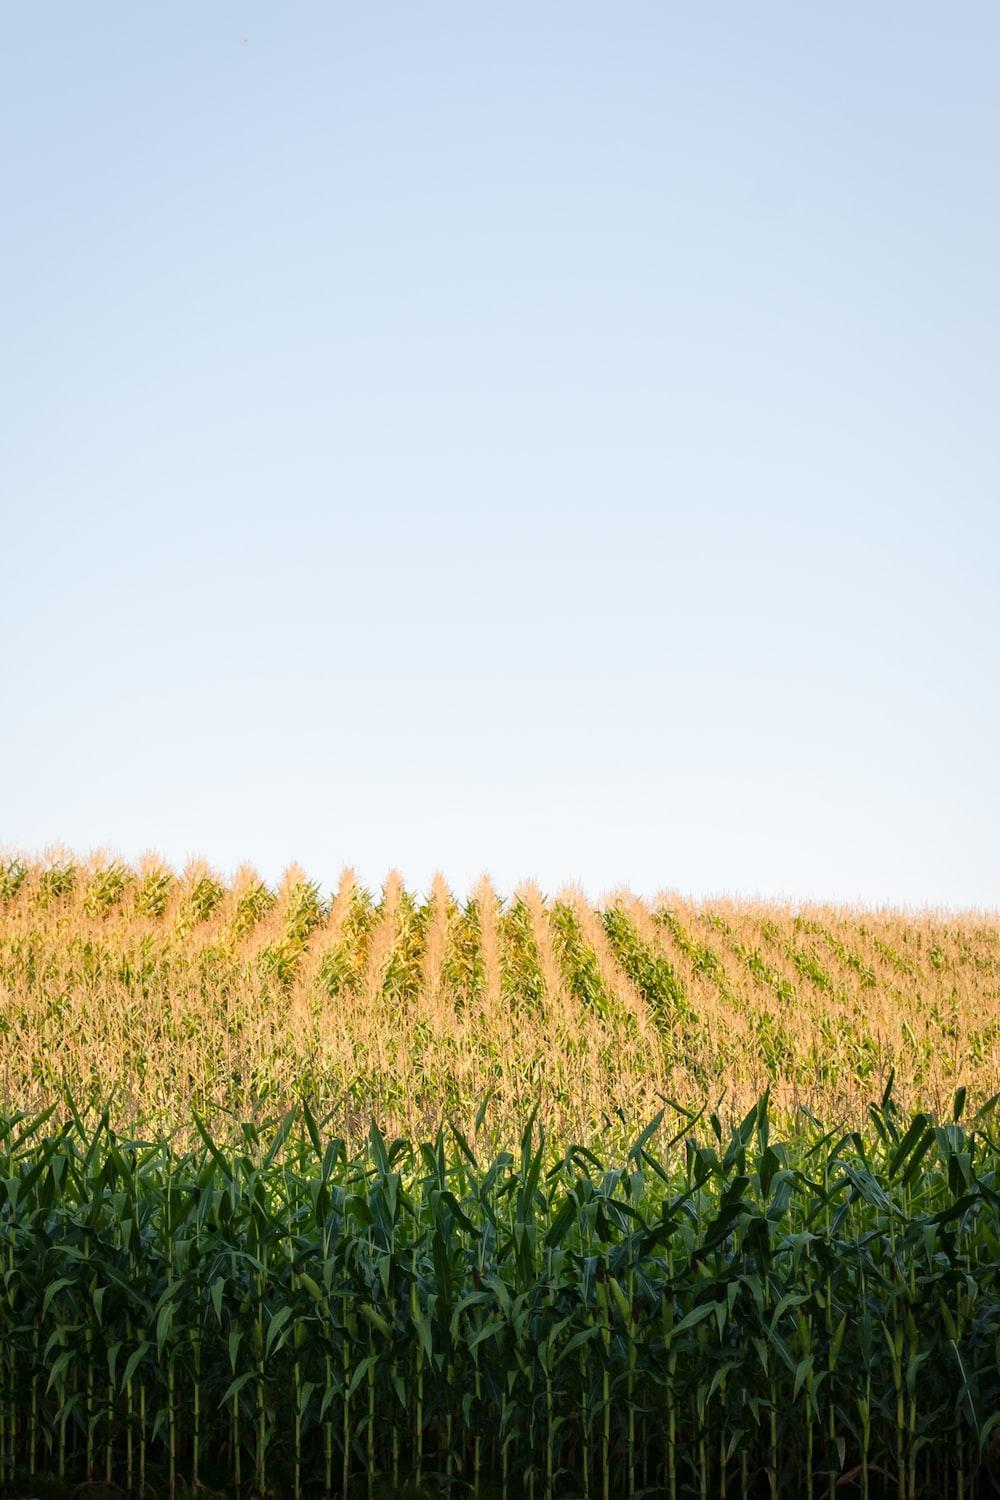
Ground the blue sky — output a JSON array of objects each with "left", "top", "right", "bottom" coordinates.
[{"left": 2, "top": 4, "right": 998, "bottom": 906}]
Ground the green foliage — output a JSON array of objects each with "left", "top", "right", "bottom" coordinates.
[
  {"left": 550, "top": 903, "right": 609, "bottom": 1019},
  {"left": 601, "top": 907, "right": 692, "bottom": 1030},
  {"left": 134, "top": 866, "right": 173, "bottom": 918},
  {"left": 497, "top": 898, "right": 546, "bottom": 1014},
  {"left": 230, "top": 878, "right": 275, "bottom": 938},
  {"left": 740, "top": 944, "right": 797, "bottom": 1004},
  {"left": 259, "top": 881, "right": 327, "bottom": 986},
  {"left": 655, "top": 908, "right": 727, "bottom": 982},
  {"left": 0, "top": 859, "right": 27, "bottom": 904},
  {"left": 1, "top": 1095, "right": 999, "bottom": 1497},
  {"left": 443, "top": 899, "right": 485, "bottom": 1009},
  {"left": 36, "top": 863, "right": 77, "bottom": 907},
  {"left": 791, "top": 946, "right": 835, "bottom": 992},
  {"left": 83, "top": 863, "right": 132, "bottom": 916},
  {"left": 284, "top": 879, "right": 325, "bottom": 946},
  {"left": 183, "top": 874, "right": 225, "bottom": 925},
  {"left": 383, "top": 888, "right": 426, "bottom": 1003},
  {"left": 751, "top": 1010, "right": 798, "bottom": 1074},
  {"left": 866, "top": 930, "right": 916, "bottom": 977},
  {"left": 319, "top": 885, "right": 377, "bottom": 997}
]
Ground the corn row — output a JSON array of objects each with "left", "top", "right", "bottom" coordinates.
[
  {"left": 1, "top": 1090, "right": 1000, "bottom": 1496},
  {"left": 0, "top": 856, "right": 998, "bottom": 1140}
]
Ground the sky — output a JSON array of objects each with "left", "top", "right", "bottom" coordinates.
[{"left": 2, "top": 4, "right": 998, "bottom": 908}]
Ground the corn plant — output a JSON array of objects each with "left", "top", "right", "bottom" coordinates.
[
  {"left": 2, "top": 1087, "right": 1000, "bottom": 1495},
  {"left": 2, "top": 855, "right": 998, "bottom": 1140}
]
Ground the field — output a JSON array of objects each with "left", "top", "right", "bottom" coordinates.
[
  {"left": 1, "top": 853, "right": 999, "bottom": 1139},
  {"left": 2, "top": 852, "right": 1000, "bottom": 1499}
]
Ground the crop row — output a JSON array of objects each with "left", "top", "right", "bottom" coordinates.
[
  {"left": 2, "top": 1088, "right": 1000, "bottom": 1497},
  {"left": 1, "top": 857, "right": 998, "bottom": 1136}
]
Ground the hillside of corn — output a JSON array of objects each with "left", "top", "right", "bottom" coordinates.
[
  {"left": 1, "top": 851, "right": 998, "bottom": 1139},
  {"left": 3, "top": 852, "right": 1000, "bottom": 1497}
]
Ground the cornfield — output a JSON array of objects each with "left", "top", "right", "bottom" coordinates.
[
  {"left": 2, "top": 850, "right": 1000, "bottom": 1495},
  {"left": 2, "top": 1088, "right": 1000, "bottom": 1498},
  {"left": 1, "top": 852, "right": 998, "bottom": 1140}
]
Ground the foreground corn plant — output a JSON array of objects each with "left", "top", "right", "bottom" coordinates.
[{"left": 2, "top": 1087, "right": 1000, "bottom": 1499}]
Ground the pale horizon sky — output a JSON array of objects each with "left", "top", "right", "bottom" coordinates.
[{"left": 2, "top": 5, "right": 998, "bottom": 908}]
